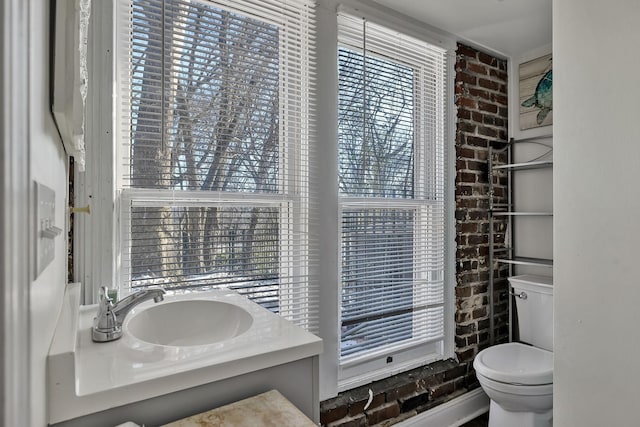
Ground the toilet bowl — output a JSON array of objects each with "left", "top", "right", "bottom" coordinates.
[
  {"left": 474, "top": 275, "right": 554, "bottom": 427},
  {"left": 474, "top": 342, "right": 553, "bottom": 427}
]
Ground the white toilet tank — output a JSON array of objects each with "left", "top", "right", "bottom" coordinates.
[{"left": 508, "top": 275, "right": 554, "bottom": 352}]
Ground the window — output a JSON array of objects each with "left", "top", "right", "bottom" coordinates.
[
  {"left": 337, "top": 12, "right": 449, "bottom": 383},
  {"left": 86, "top": 0, "right": 451, "bottom": 398},
  {"left": 115, "top": 0, "right": 316, "bottom": 329}
]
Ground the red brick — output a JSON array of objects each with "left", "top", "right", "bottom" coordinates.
[
  {"left": 478, "top": 52, "right": 497, "bottom": 67},
  {"left": 471, "top": 111, "right": 483, "bottom": 122},
  {"left": 473, "top": 306, "right": 488, "bottom": 319},
  {"left": 465, "top": 160, "right": 485, "bottom": 171},
  {"left": 458, "top": 272, "right": 479, "bottom": 285},
  {"left": 457, "top": 245, "right": 479, "bottom": 258},
  {"left": 467, "top": 333, "right": 478, "bottom": 345},
  {"left": 458, "top": 172, "right": 476, "bottom": 183},
  {"left": 468, "top": 87, "right": 490, "bottom": 99},
  {"left": 477, "top": 126, "right": 498, "bottom": 138},
  {"left": 455, "top": 286, "right": 473, "bottom": 298},
  {"left": 457, "top": 44, "right": 478, "bottom": 59},
  {"left": 456, "top": 348, "right": 476, "bottom": 363},
  {"left": 459, "top": 222, "right": 478, "bottom": 233},
  {"left": 321, "top": 405, "right": 348, "bottom": 425},
  {"left": 399, "top": 392, "right": 429, "bottom": 412},
  {"left": 457, "top": 72, "right": 477, "bottom": 86},
  {"left": 465, "top": 136, "right": 488, "bottom": 148},
  {"left": 478, "top": 78, "right": 499, "bottom": 91},
  {"left": 366, "top": 402, "right": 400, "bottom": 425},
  {"left": 456, "top": 323, "right": 475, "bottom": 336},
  {"left": 482, "top": 115, "right": 495, "bottom": 126},
  {"left": 467, "top": 234, "right": 488, "bottom": 245},
  {"left": 457, "top": 108, "right": 471, "bottom": 119},
  {"left": 430, "top": 381, "right": 459, "bottom": 401},
  {"left": 468, "top": 210, "right": 488, "bottom": 220},
  {"left": 455, "top": 187, "right": 473, "bottom": 199},
  {"left": 444, "top": 365, "right": 467, "bottom": 381},
  {"left": 457, "top": 97, "right": 476, "bottom": 109},
  {"left": 467, "top": 62, "right": 488, "bottom": 75},
  {"left": 384, "top": 381, "right": 420, "bottom": 401},
  {"left": 348, "top": 393, "right": 385, "bottom": 416},
  {"left": 478, "top": 101, "right": 498, "bottom": 114},
  {"left": 327, "top": 414, "right": 366, "bottom": 427},
  {"left": 492, "top": 93, "right": 508, "bottom": 105},
  {"left": 458, "top": 121, "right": 476, "bottom": 133},
  {"left": 455, "top": 311, "right": 471, "bottom": 323}
]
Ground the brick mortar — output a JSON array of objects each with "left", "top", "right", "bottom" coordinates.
[{"left": 321, "top": 43, "right": 509, "bottom": 427}]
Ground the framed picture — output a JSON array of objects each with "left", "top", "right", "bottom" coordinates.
[{"left": 519, "top": 54, "right": 552, "bottom": 130}]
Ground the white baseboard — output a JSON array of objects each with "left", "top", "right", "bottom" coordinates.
[{"left": 394, "top": 388, "right": 489, "bottom": 427}]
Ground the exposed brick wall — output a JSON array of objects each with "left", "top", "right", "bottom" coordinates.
[
  {"left": 454, "top": 44, "right": 510, "bottom": 363},
  {"left": 320, "top": 43, "right": 509, "bottom": 427}
]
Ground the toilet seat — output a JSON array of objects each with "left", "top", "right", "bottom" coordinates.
[{"left": 474, "top": 342, "right": 553, "bottom": 386}]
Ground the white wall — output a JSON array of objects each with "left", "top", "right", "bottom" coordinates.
[
  {"left": 29, "top": 0, "right": 70, "bottom": 425},
  {"left": 554, "top": 1, "right": 640, "bottom": 425}
]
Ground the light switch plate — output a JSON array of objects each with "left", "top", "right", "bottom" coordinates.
[{"left": 35, "top": 182, "right": 57, "bottom": 278}]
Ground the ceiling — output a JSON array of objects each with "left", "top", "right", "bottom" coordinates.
[{"left": 371, "top": 0, "right": 552, "bottom": 58}]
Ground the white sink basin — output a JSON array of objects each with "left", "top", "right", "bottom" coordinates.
[{"left": 124, "top": 300, "right": 253, "bottom": 346}]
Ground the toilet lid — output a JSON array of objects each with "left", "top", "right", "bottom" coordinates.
[{"left": 474, "top": 342, "right": 553, "bottom": 385}]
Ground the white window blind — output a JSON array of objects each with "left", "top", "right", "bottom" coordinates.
[
  {"left": 115, "top": 0, "right": 317, "bottom": 330},
  {"left": 337, "top": 12, "right": 448, "bottom": 372}
]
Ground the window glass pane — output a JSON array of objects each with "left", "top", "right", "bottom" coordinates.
[
  {"left": 130, "top": 0, "right": 280, "bottom": 192},
  {"left": 338, "top": 47, "right": 414, "bottom": 198},
  {"left": 340, "top": 209, "right": 414, "bottom": 356},
  {"left": 129, "top": 206, "right": 280, "bottom": 311}
]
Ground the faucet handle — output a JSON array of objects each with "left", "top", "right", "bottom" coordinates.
[
  {"left": 99, "top": 286, "right": 111, "bottom": 302},
  {"left": 93, "top": 286, "right": 122, "bottom": 342}
]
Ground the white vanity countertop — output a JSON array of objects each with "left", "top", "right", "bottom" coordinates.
[{"left": 48, "top": 283, "right": 322, "bottom": 424}]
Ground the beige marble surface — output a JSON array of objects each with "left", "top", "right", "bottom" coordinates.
[{"left": 162, "top": 390, "right": 316, "bottom": 427}]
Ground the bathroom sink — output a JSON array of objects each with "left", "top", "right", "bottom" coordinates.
[
  {"left": 48, "top": 285, "right": 323, "bottom": 424},
  {"left": 124, "top": 299, "right": 253, "bottom": 346}
]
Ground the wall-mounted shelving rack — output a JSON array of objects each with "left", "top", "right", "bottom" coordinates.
[{"left": 488, "top": 135, "right": 553, "bottom": 345}]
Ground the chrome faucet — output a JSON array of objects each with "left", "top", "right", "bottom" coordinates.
[{"left": 92, "top": 286, "right": 166, "bottom": 342}]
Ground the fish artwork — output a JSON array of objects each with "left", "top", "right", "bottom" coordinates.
[{"left": 521, "top": 69, "right": 553, "bottom": 125}]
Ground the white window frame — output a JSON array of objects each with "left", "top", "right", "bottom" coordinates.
[{"left": 333, "top": 6, "right": 456, "bottom": 392}]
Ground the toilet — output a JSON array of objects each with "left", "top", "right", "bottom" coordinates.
[{"left": 473, "top": 275, "right": 554, "bottom": 427}]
